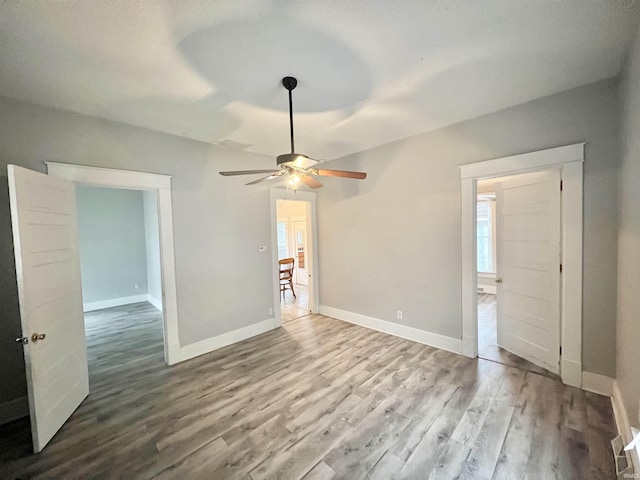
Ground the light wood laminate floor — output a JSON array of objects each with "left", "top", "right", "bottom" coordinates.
[
  {"left": 0, "top": 302, "right": 617, "bottom": 479},
  {"left": 281, "top": 283, "right": 309, "bottom": 323}
]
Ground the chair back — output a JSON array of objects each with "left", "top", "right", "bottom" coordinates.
[{"left": 279, "top": 258, "right": 295, "bottom": 280}]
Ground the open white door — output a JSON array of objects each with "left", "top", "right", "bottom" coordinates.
[
  {"left": 8, "top": 165, "right": 88, "bottom": 453},
  {"left": 495, "top": 169, "right": 561, "bottom": 373}
]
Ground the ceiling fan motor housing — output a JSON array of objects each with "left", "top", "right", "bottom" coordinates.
[{"left": 276, "top": 153, "right": 317, "bottom": 169}]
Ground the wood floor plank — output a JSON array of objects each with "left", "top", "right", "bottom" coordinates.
[
  {"left": 0, "top": 302, "right": 618, "bottom": 479},
  {"left": 302, "top": 461, "right": 336, "bottom": 480}
]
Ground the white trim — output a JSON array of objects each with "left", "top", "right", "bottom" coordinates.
[
  {"left": 460, "top": 143, "right": 585, "bottom": 179},
  {"left": 147, "top": 295, "right": 163, "bottom": 312},
  {"left": 270, "top": 188, "right": 319, "bottom": 327},
  {"left": 581, "top": 372, "right": 614, "bottom": 397},
  {"left": 45, "top": 162, "right": 180, "bottom": 365},
  {"left": 83, "top": 294, "right": 149, "bottom": 312},
  {"left": 460, "top": 143, "right": 584, "bottom": 388},
  {"left": 178, "top": 319, "right": 275, "bottom": 363},
  {"left": 0, "top": 396, "right": 29, "bottom": 425},
  {"left": 560, "top": 160, "right": 584, "bottom": 388},
  {"left": 44, "top": 162, "right": 171, "bottom": 189},
  {"left": 612, "top": 381, "right": 640, "bottom": 473},
  {"left": 319, "top": 305, "right": 463, "bottom": 355}
]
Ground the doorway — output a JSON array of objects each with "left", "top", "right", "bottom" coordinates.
[
  {"left": 46, "top": 162, "right": 180, "bottom": 365},
  {"left": 276, "top": 199, "right": 310, "bottom": 322},
  {"left": 475, "top": 172, "right": 559, "bottom": 377},
  {"left": 460, "top": 143, "right": 585, "bottom": 387},
  {"left": 270, "top": 188, "right": 319, "bottom": 327},
  {"left": 76, "top": 186, "right": 165, "bottom": 377},
  {"left": 8, "top": 163, "right": 180, "bottom": 452}
]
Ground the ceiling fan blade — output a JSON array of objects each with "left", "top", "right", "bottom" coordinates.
[
  {"left": 219, "top": 169, "right": 281, "bottom": 176},
  {"left": 245, "top": 170, "right": 286, "bottom": 185},
  {"left": 300, "top": 175, "right": 323, "bottom": 189},
  {"left": 314, "top": 169, "right": 367, "bottom": 180}
]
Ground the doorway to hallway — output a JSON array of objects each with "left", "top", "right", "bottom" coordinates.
[{"left": 276, "top": 199, "right": 310, "bottom": 323}]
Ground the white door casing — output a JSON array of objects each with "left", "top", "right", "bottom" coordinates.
[
  {"left": 8, "top": 165, "right": 89, "bottom": 453},
  {"left": 459, "top": 143, "right": 584, "bottom": 388},
  {"left": 270, "top": 188, "right": 319, "bottom": 325},
  {"left": 495, "top": 170, "right": 561, "bottom": 373},
  {"left": 44, "top": 162, "right": 180, "bottom": 365}
]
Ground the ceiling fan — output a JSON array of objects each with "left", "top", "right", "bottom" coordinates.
[{"left": 218, "top": 76, "right": 367, "bottom": 189}]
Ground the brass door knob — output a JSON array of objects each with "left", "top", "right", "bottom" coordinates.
[
  {"left": 31, "top": 333, "right": 46, "bottom": 342},
  {"left": 495, "top": 278, "right": 503, "bottom": 284}
]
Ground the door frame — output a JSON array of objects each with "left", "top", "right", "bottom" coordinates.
[
  {"left": 45, "top": 162, "right": 180, "bottom": 365},
  {"left": 459, "top": 143, "right": 584, "bottom": 387},
  {"left": 270, "top": 188, "right": 319, "bottom": 326}
]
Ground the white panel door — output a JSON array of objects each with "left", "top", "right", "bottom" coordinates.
[
  {"left": 294, "top": 220, "right": 308, "bottom": 286},
  {"left": 8, "top": 165, "right": 88, "bottom": 453},
  {"left": 495, "top": 170, "right": 561, "bottom": 373}
]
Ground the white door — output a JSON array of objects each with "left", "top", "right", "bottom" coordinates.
[
  {"left": 495, "top": 169, "right": 561, "bottom": 373},
  {"left": 8, "top": 165, "right": 88, "bottom": 453},
  {"left": 294, "top": 220, "right": 308, "bottom": 286}
]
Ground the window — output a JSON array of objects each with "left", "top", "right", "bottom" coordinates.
[
  {"left": 277, "top": 221, "right": 289, "bottom": 260},
  {"left": 477, "top": 200, "right": 494, "bottom": 273}
]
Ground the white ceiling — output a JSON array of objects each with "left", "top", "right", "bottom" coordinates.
[{"left": 1, "top": 1, "right": 639, "bottom": 161}]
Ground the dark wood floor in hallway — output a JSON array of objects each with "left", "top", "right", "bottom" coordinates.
[{"left": 0, "top": 302, "right": 617, "bottom": 479}]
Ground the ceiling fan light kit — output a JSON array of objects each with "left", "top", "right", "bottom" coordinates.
[{"left": 219, "top": 76, "right": 367, "bottom": 189}]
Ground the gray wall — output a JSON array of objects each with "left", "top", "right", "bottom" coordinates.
[
  {"left": 143, "top": 190, "right": 162, "bottom": 308},
  {"left": 0, "top": 96, "right": 276, "bottom": 405},
  {"left": 617, "top": 24, "right": 640, "bottom": 427},
  {"left": 77, "top": 186, "right": 148, "bottom": 305},
  {"left": 317, "top": 78, "right": 620, "bottom": 377}
]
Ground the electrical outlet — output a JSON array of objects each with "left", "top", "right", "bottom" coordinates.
[
  {"left": 134, "top": 283, "right": 139, "bottom": 289},
  {"left": 268, "top": 307, "right": 273, "bottom": 316},
  {"left": 397, "top": 310, "right": 403, "bottom": 320}
]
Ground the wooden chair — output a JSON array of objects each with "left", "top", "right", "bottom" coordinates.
[{"left": 279, "top": 258, "right": 296, "bottom": 300}]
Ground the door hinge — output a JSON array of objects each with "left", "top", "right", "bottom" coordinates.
[
  {"left": 560, "top": 263, "right": 563, "bottom": 273},
  {"left": 560, "top": 346, "right": 562, "bottom": 356},
  {"left": 560, "top": 180, "right": 563, "bottom": 191}
]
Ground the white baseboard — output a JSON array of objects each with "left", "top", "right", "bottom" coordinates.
[
  {"left": 561, "top": 358, "right": 582, "bottom": 388},
  {"left": 318, "top": 305, "right": 463, "bottom": 355},
  {"left": 147, "top": 294, "right": 163, "bottom": 312},
  {"left": 582, "top": 371, "right": 614, "bottom": 396},
  {"left": 0, "top": 396, "right": 29, "bottom": 425},
  {"left": 612, "top": 380, "right": 640, "bottom": 473},
  {"left": 178, "top": 318, "right": 276, "bottom": 363},
  {"left": 83, "top": 294, "right": 149, "bottom": 312}
]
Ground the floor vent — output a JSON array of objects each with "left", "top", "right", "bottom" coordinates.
[{"left": 611, "top": 435, "right": 632, "bottom": 478}]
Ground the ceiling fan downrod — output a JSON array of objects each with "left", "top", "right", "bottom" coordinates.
[{"left": 282, "top": 76, "right": 297, "bottom": 154}]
